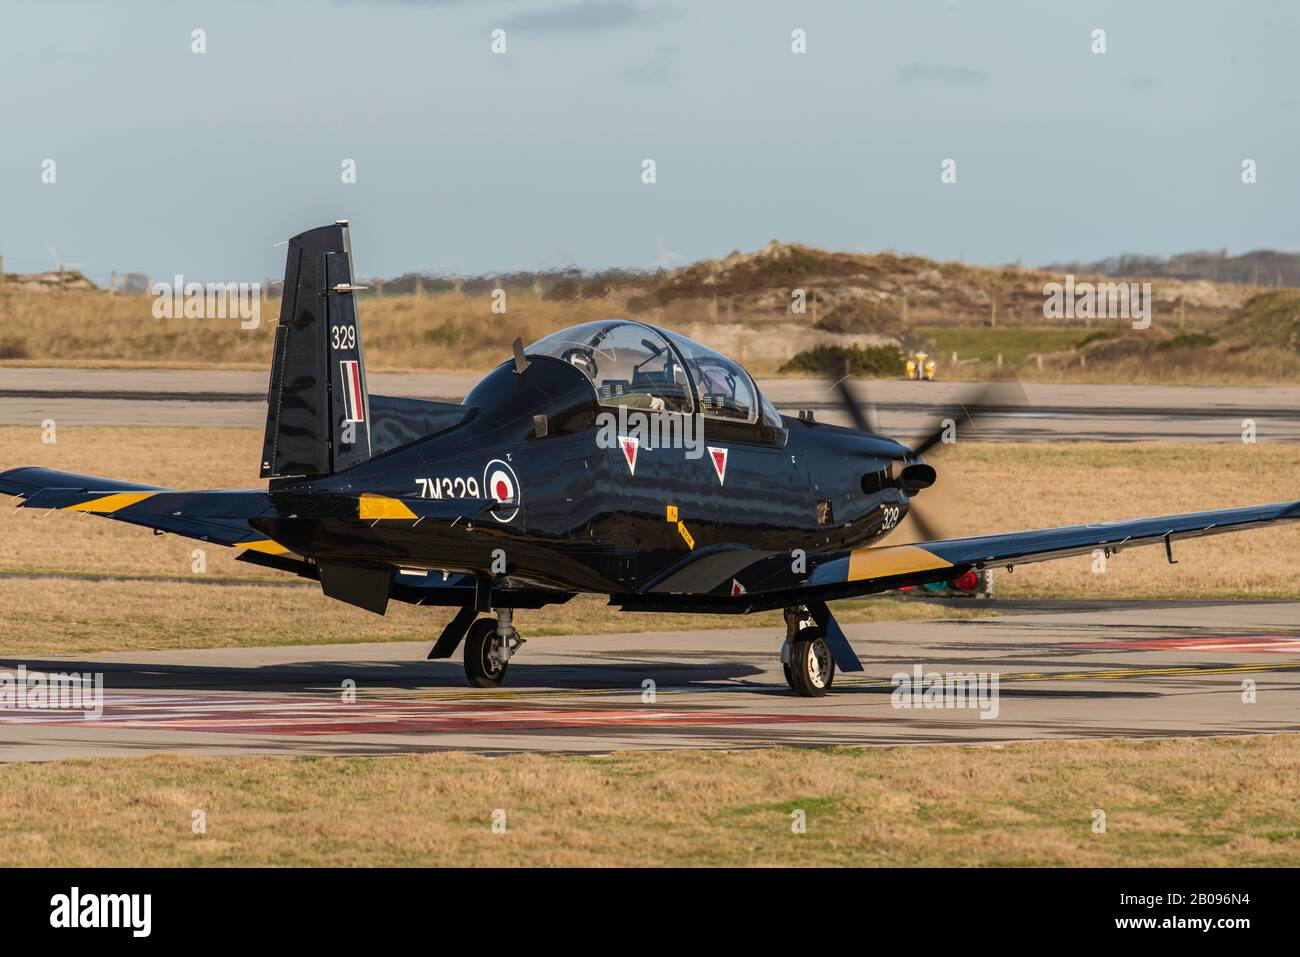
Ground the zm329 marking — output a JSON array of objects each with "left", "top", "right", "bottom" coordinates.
[{"left": 416, "top": 476, "right": 481, "bottom": 499}]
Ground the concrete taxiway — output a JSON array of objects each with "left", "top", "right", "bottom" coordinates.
[
  {"left": 4, "top": 368, "right": 1298, "bottom": 442},
  {"left": 1, "top": 599, "right": 1297, "bottom": 760}
]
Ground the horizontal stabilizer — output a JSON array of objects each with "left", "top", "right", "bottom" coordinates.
[
  {"left": 0, "top": 467, "right": 161, "bottom": 499},
  {"left": 2, "top": 466, "right": 284, "bottom": 552}
]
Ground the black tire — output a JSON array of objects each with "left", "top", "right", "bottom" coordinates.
[
  {"left": 782, "top": 662, "right": 795, "bottom": 689},
  {"left": 788, "top": 635, "right": 835, "bottom": 697},
  {"left": 464, "top": 618, "right": 509, "bottom": 688}
]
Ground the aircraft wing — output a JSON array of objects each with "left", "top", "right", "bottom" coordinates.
[
  {"left": 615, "top": 499, "right": 1300, "bottom": 614},
  {"left": 0, "top": 467, "right": 500, "bottom": 557}
]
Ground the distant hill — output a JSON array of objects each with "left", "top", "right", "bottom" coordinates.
[
  {"left": 6, "top": 238, "right": 1300, "bottom": 384},
  {"left": 360, "top": 240, "right": 1246, "bottom": 322},
  {"left": 0, "top": 268, "right": 97, "bottom": 292},
  {"left": 1043, "top": 249, "right": 1300, "bottom": 288}
]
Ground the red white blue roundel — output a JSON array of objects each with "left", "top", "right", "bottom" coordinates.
[{"left": 483, "top": 459, "right": 521, "bottom": 523}]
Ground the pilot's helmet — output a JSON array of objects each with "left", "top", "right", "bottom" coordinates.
[{"left": 564, "top": 348, "right": 595, "bottom": 380}]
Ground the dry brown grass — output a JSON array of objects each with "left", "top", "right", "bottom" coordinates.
[
  {"left": 0, "top": 426, "right": 278, "bottom": 581},
  {"left": 1, "top": 283, "right": 1275, "bottom": 382},
  {"left": 0, "top": 735, "right": 1296, "bottom": 866},
  {"left": 1017, "top": 342, "right": 1300, "bottom": 386},
  {"left": 0, "top": 288, "right": 627, "bottom": 372}
]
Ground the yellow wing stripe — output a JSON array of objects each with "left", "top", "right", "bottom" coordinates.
[
  {"left": 63, "top": 492, "right": 157, "bottom": 513},
  {"left": 847, "top": 544, "right": 951, "bottom": 581},
  {"left": 358, "top": 494, "right": 418, "bottom": 520}
]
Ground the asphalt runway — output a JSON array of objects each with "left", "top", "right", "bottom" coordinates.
[
  {"left": 2, "top": 599, "right": 1297, "bottom": 760},
  {"left": 4, "top": 368, "right": 1299, "bottom": 441}
]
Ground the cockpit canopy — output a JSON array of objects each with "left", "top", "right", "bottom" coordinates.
[{"left": 525, "top": 320, "right": 781, "bottom": 428}]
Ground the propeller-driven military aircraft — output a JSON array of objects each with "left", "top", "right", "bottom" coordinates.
[{"left": 5, "top": 222, "right": 1299, "bottom": 695}]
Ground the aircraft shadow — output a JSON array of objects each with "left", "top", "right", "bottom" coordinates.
[{"left": 0, "top": 656, "right": 765, "bottom": 695}]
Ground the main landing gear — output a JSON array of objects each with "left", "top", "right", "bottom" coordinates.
[
  {"left": 462, "top": 609, "right": 524, "bottom": 688},
  {"left": 428, "top": 605, "right": 525, "bottom": 688},
  {"left": 781, "top": 606, "right": 836, "bottom": 697}
]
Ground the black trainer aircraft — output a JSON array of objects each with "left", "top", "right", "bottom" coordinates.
[{"left": 5, "top": 222, "right": 1299, "bottom": 695}]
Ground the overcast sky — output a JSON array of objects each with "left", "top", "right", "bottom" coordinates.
[{"left": 2, "top": 0, "right": 1297, "bottom": 284}]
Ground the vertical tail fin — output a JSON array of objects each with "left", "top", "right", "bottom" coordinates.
[{"left": 260, "top": 221, "right": 372, "bottom": 479}]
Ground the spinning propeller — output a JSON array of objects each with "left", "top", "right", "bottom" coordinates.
[{"left": 832, "top": 376, "right": 1027, "bottom": 543}]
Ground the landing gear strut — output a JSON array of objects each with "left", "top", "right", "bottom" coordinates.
[
  {"left": 781, "top": 606, "right": 835, "bottom": 697},
  {"left": 463, "top": 609, "right": 524, "bottom": 688}
]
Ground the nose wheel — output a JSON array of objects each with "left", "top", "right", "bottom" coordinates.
[
  {"left": 781, "top": 606, "right": 835, "bottom": 697},
  {"left": 787, "top": 634, "right": 835, "bottom": 696},
  {"left": 464, "top": 615, "right": 522, "bottom": 688}
]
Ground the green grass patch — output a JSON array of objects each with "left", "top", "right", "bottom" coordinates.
[{"left": 915, "top": 325, "right": 1099, "bottom": 365}]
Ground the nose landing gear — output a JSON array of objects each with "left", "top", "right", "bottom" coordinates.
[{"left": 781, "top": 606, "right": 836, "bottom": 697}]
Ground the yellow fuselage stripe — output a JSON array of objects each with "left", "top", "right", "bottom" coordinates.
[
  {"left": 241, "top": 539, "right": 290, "bottom": 555},
  {"left": 358, "top": 494, "right": 418, "bottom": 520}
]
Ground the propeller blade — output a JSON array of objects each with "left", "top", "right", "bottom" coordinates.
[
  {"left": 834, "top": 377, "right": 877, "bottom": 433},
  {"left": 905, "top": 500, "right": 944, "bottom": 544},
  {"left": 911, "top": 377, "right": 1026, "bottom": 458}
]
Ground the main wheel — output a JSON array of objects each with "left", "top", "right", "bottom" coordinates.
[
  {"left": 464, "top": 618, "right": 509, "bottom": 688},
  {"left": 788, "top": 634, "right": 835, "bottom": 697}
]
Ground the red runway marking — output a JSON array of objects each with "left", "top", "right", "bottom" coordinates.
[
  {"left": 1073, "top": 634, "right": 1300, "bottom": 653},
  {"left": 0, "top": 691, "right": 880, "bottom": 736}
]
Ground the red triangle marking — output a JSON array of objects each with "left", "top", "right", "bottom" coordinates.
[
  {"left": 619, "top": 436, "right": 639, "bottom": 476},
  {"left": 730, "top": 579, "right": 746, "bottom": 596},
  {"left": 708, "top": 446, "right": 728, "bottom": 485}
]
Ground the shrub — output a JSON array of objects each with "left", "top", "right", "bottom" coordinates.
[
  {"left": 1158, "top": 331, "right": 1217, "bottom": 350},
  {"left": 779, "top": 344, "right": 905, "bottom": 377},
  {"left": 1233, "top": 291, "right": 1300, "bottom": 351}
]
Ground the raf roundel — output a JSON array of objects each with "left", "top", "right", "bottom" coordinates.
[
  {"left": 489, "top": 470, "right": 513, "bottom": 502},
  {"left": 483, "top": 459, "right": 521, "bottom": 523}
]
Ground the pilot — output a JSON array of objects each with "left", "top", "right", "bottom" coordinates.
[
  {"left": 564, "top": 346, "right": 666, "bottom": 411},
  {"left": 563, "top": 348, "right": 597, "bottom": 381}
]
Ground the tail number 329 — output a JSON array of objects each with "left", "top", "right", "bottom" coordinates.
[{"left": 331, "top": 325, "right": 356, "bottom": 350}]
